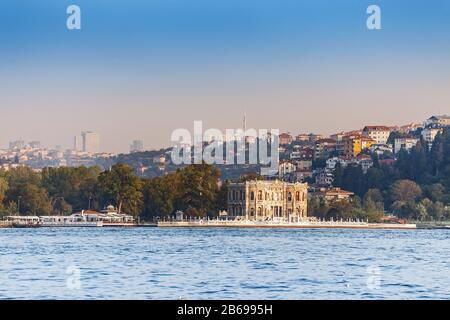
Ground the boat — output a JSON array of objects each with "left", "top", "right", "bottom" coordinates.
[
  {"left": 39, "top": 214, "right": 103, "bottom": 227},
  {"left": 5, "top": 216, "right": 42, "bottom": 228}
]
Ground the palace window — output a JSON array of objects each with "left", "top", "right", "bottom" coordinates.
[
  {"left": 250, "top": 191, "right": 255, "bottom": 201},
  {"left": 295, "top": 191, "right": 300, "bottom": 201},
  {"left": 258, "top": 190, "right": 263, "bottom": 200},
  {"left": 287, "top": 192, "right": 292, "bottom": 202}
]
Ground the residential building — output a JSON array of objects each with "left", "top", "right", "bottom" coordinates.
[
  {"left": 289, "top": 169, "right": 313, "bottom": 182},
  {"left": 326, "top": 156, "right": 352, "bottom": 170},
  {"left": 295, "top": 160, "right": 312, "bottom": 171},
  {"left": 153, "top": 155, "right": 166, "bottom": 164},
  {"left": 278, "top": 160, "right": 296, "bottom": 179},
  {"left": 310, "top": 187, "right": 354, "bottom": 202},
  {"left": 425, "top": 115, "right": 450, "bottom": 128},
  {"left": 314, "top": 138, "right": 337, "bottom": 160},
  {"left": 394, "top": 137, "right": 419, "bottom": 154},
  {"left": 308, "top": 133, "right": 325, "bottom": 143},
  {"left": 421, "top": 127, "right": 442, "bottom": 146},
  {"left": 342, "top": 135, "right": 375, "bottom": 157},
  {"left": 290, "top": 146, "right": 314, "bottom": 161},
  {"left": 356, "top": 154, "right": 373, "bottom": 173},
  {"left": 279, "top": 133, "right": 293, "bottom": 145},
  {"left": 295, "top": 134, "right": 310, "bottom": 142},
  {"left": 370, "top": 143, "right": 393, "bottom": 156},
  {"left": 362, "top": 126, "right": 392, "bottom": 144},
  {"left": 315, "top": 169, "right": 334, "bottom": 187},
  {"left": 227, "top": 180, "right": 308, "bottom": 221}
]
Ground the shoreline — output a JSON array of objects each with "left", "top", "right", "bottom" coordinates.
[
  {"left": 157, "top": 221, "right": 418, "bottom": 230},
  {"left": 4, "top": 220, "right": 450, "bottom": 230}
]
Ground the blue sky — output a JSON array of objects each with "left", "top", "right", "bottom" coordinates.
[{"left": 1, "top": 0, "right": 449, "bottom": 152}]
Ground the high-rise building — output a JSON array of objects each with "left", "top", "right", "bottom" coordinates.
[
  {"left": 73, "top": 135, "right": 82, "bottom": 151},
  {"left": 81, "top": 131, "right": 100, "bottom": 154},
  {"left": 130, "top": 140, "right": 144, "bottom": 153}
]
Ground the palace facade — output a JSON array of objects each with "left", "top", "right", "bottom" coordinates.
[{"left": 227, "top": 180, "right": 308, "bottom": 221}]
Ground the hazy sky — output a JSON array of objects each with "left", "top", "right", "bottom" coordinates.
[{"left": 1, "top": 0, "right": 449, "bottom": 153}]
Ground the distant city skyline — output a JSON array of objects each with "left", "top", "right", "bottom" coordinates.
[
  {"left": 1, "top": 114, "right": 445, "bottom": 154},
  {"left": 1, "top": 0, "right": 449, "bottom": 153}
]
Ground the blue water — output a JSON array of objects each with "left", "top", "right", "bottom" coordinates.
[{"left": 1, "top": 228, "right": 449, "bottom": 300}]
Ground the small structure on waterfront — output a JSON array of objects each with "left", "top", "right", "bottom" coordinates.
[{"left": 175, "top": 210, "right": 184, "bottom": 221}]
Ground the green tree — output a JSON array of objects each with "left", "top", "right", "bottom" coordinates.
[
  {"left": 0, "top": 175, "right": 8, "bottom": 204},
  {"left": 16, "top": 184, "right": 52, "bottom": 216},
  {"left": 177, "top": 163, "right": 221, "bottom": 217},
  {"left": 333, "top": 162, "right": 343, "bottom": 187},
  {"left": 142, "top": 175, "right": 178, "bottom": 218},
  {"left": 42, "top": 166, "right": 101, "bottom": 212},
  {"left": 389, "top": 180, "right": 422, "bottom": 203},
  {"left": 423, "top": 183, "right": 445, "bottom": 202},
  {"left": 4, "top": 167, "right": 51, "bottom": 216},
  {"left": 98, "top": 164, "right": 144, "bottom": 216}
]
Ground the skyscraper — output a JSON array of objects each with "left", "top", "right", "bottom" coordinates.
[
  {"left": 73, "top": 135, "right": 82, "bottom": 151},
  {"left": 81, "top": 131, "right": 100, "bottom": 154},
  {"left": 130, "top": 140, "right": 144, "bottom": 153}
]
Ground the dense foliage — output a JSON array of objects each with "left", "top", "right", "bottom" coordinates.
[{"left": 0, "top": 163, "right": 223, "bottom": 220}]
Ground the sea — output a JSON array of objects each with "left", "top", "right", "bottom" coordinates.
[{"left": 1, "top": 227, "right": 449, "bottom": 299}]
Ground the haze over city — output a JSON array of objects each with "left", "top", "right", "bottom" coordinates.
[{"left": 1, "top": 0, "right": 449, "bottom": 153}]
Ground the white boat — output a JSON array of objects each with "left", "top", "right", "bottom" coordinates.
[
  {"left": 4, "top": 216, "right": 42, "bottom": 228},
  {"left": 39, "top": 214, "right": 103, "bottom": 227}
]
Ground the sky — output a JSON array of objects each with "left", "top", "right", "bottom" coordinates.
[{"left": 0, "top": 0, "right": 449, "bottom": 153}]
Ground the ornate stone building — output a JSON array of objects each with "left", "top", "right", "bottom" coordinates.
[{"left": 227, "top": 180, "right": 308, "bottom": 221}]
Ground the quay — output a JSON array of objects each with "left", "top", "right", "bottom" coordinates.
[{"left": 157, "top": 219, "right": 418, "bottom": 230}]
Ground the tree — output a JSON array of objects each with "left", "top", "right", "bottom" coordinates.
[
  {"left": 333, "top": 162, "right": 343, "bottom": 187},
  {"left": 4, "top": 167, "right": 51, "bottom": 216},
  {"left": 430, "top": 131, "right": 444, "bottom": 176},
  {"left": 177, "top": 163, "right": 221, "bottom": 217},
  {"left": 42, "top": 166, "right": 102, "bottom": 212},
  {"left": 15, "top": 184, "right": 52, "bottom": 216},
  {"left": 0, "top": 175, "right": 8, "bottom": 204},
  {"left": 215, "top": 182, "right": 228, "bottom": 212},
  {"left": 98, "top": 164, "right": 144, "bottom": 216},
  {"left": 142, "top": 176, "right": 178, "bottom": 218},
  {"left": 364, "top": 188, "right": 384, "bottom": 205},
  {"left": 423, "top": 183, "right": 445, "bottom": 202},
  {"left": 341, "top": 164, "right": 366, "bottom": 197},
  {"left": 51, "top": 197, "right": 73, "bottom": 215},
  {"left": 389, "top": 180, "right": 422, "bottom": 203}
]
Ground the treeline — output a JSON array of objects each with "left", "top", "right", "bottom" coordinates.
[
  {"left": 331, "top": 128, "right": 450, "bottom": 221},
  {"left": 0, "top": 163, "right": 226, "bottom": 219}
]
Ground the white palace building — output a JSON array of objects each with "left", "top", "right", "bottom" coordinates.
[{"left": 227, "top": 180, "right": 308, "bottom": 222}]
